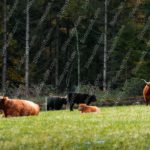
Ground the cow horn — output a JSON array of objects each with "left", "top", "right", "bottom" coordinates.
[{"left": 141, "top": 79, "right": 149, "bottom": 85}]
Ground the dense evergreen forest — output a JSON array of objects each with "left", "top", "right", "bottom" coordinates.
[{"left": 0, "top": 0, "right": 150, "bottom": 99}]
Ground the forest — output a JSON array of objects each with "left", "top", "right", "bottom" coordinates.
[{"left": 0, "top": 0, "right": 150, "bottom": 100}]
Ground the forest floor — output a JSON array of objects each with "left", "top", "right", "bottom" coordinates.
[{"left": 0, "top": 105, "right": 150, "bottom": 150}]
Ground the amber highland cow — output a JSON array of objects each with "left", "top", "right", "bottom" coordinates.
[
  {"left": 142, "top": 79, "right": 150, "bottom": 105},
  {"left": 0, "top": 96, "right": 40, "bottom": 117},
  {"left": 78, "top": 104, "right": 100, "bottom": 113}
]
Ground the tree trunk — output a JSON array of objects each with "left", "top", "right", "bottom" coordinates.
[
  {"left": 75, "top": 27, "right": 80, "bottom": 92},
  {"left": 55, "top": 21, "right": 59, "bottom": 92},
  {"left": 2, "top": 0, "right": 7, "bottom": 95},
  {"left": 103, "top": 0, "right": 107, "bottom": 91},
  {"left": 25, "top": 0, "right": 29, "bottom": 97}
]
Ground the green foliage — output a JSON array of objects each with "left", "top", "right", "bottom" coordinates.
[
  {"left": 0, "top": 0, "right": 149, "bottom": 96},
  {"left": 119, "top": 78, "right": 144, "bottom": 99},
  {"left": 60, "top": 0, "right": 88, "bottom": 20}
]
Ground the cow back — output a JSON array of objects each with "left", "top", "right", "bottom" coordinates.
[
  {"left": 47, "top": 96, "right": 67, "bottom": 110},
  {"left": 68, "top": 92, "right": 96, "bottom": 104}
]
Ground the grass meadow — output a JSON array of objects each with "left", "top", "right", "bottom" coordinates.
[{"left": 0, "top": 105, "right": 150, "bottom": 150}]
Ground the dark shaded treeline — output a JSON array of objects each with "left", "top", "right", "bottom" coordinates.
[{"left": 0, "top": 0, "right": 149, "bottom": 97}]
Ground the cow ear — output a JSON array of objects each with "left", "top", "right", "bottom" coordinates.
[
  {"left": 3, "top": 96, "right": 8, "bottom": 101},
  {"left": 0, "top": 96, "right": 6, "bottom": 102}
]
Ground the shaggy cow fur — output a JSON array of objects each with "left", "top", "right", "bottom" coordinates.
[
  {"left": 67, "top": 92, "right": 97, "bottom": 111},
  {"left": 142, "top": 79, "right": 150, "bottom": 105},
  {"left": 78, "top": 104, "right": 100, "bottom": 113},
  {"left": 0, "top": 96, "right": 40, "bottom": 117}
]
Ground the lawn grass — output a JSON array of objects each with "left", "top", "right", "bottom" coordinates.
[{"left": 0, "top": 105, "right": 150, "bottom": 150}]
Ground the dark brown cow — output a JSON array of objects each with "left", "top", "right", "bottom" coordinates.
[
  {"left": 142, "top": 79, "right": 150, "bottom": 105},
  {"left": 0, "top": 96, "right": 40, "bottom": 117}
]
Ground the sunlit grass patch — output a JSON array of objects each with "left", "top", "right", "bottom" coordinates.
[{"left": 0, "top": 105, "right": 150, "bottom": 150}]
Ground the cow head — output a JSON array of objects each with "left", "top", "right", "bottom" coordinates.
[
  {"left": 62, "top": 97, "right": 67, "bottom": 105},
  {"left": 78, "top": 103, "right": 87, "bottom": 111},
  {"left": 0, "top": 96, "right": 8, "bottom": 109},
  {"left": 89, "top": 95, "right": 97, "bottom": 102}
]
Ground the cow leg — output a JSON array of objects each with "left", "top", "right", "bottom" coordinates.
[
  {"left": 146, "top": 101, "right": 149, "bottom": 106},
  {"left": 47, "top": 105, "right": 51, "bottom": 110},
  {"left": 47, "top": 106, "right": 49, "bottom": 110},
  {"left": 3, "top": 111, "right": 7, "bottom": 117},
  {"left": 70, "top": 103, "right": 74, "bottom": 111}
]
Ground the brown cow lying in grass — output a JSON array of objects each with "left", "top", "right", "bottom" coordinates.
[
  {"left": 78, "top": 104, "right": 100, "bottom": 113},
  {"left": 142, "top": 79, "right": 150, "bottom": 105},
  {"left": 0, "top": 96, "right": 40, "bottom": 117}
]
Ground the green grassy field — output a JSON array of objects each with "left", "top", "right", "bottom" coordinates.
[{"left": 0, "top": 105, "right": 150, "bottom": 150}]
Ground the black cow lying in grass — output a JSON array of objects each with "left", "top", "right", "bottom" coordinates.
[
  {"left": 67, "top": 92, "right": 97, "bottom": 111},
  {"left": 47, "top": 96, "right": 67, "bottom": 110}
]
